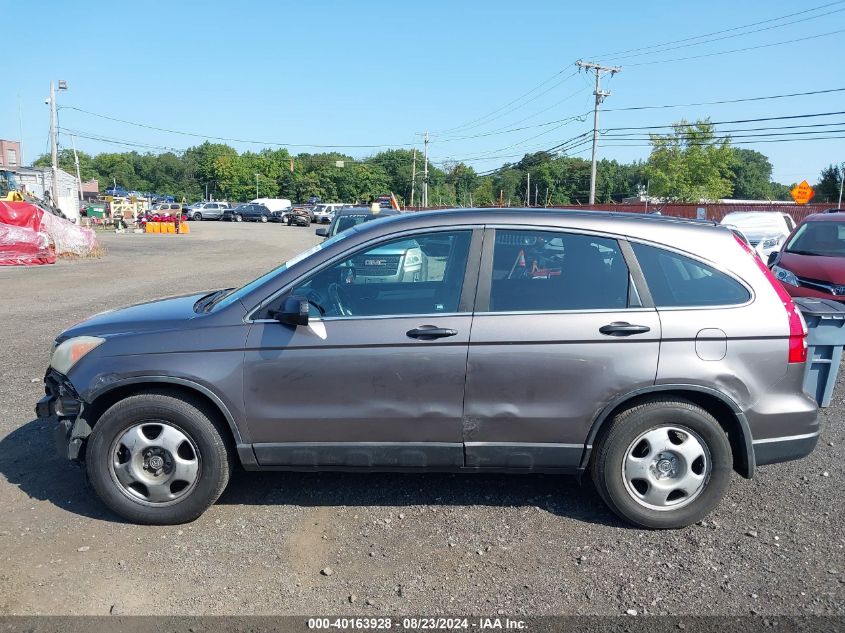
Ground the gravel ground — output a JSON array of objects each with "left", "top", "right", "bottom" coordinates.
[{"left": 0, "top": 221, "right": 842, "bottom": 616}]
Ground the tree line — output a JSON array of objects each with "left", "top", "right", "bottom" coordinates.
[{"left": 34, "top": 120, "right": 842, "bottom": 206}]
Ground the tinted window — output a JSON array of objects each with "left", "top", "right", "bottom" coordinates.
[
  {"left": 489, "top": 230, "right": 631, "bottom": 311},
  {"left": 632, "top": 243, "right": 750, "bottom": 307},
  {"left": 279, "top": 230, "right": 473, "bottom": 318}
]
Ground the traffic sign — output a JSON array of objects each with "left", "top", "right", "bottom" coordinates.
[{"left": 791, "top": 180, "right": 814, "bottom": 205}]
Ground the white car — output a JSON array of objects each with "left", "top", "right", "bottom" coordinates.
[{"left": 720, "top": 211, "right": 796, "bottom": 260}]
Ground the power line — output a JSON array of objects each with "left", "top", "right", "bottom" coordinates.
[
  {"left": 602, "top": 110, "right": 845, "bottom": 131},
  {"left": 626, "top": 28, "right": 845, "bottom": 67},
  {"left": 432, "top": 69, "right": 580, "bottom": 135},
  {"left": 600, "top": 134, "right": 845, "bottom": 148},
  {"left": 604, "top": 128, "right": 845, "bottom": 141},
  {"left": 589, "top": 0, "right": 845, "bottom": 59},
  {"left": 604, "top": 7, "right": 845, "bottom": 62},
  {"left": 603, "top": 87, "right": 845, "bottom": 112},
  {"left": 60, "top": 105, "right": 418, "bottom": 148}
]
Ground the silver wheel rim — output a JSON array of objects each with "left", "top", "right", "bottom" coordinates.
[
  {"left": 108, "top": 422, "right": 201, "bottom": 506},
  {"left": 261, "top": 215, "right": 267, "bottom": 222},
  {"left": 235, "top": 215, "right": 242, "bottom": 222},
  {"left": 621, "top": 425, "right": 711, "bottom": 511}
]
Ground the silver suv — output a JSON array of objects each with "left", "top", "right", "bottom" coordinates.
[
  {"left": 188, "top": 202, "right": 229, "bottom": 221},
  {"left": 40, "top": 209, "right": 818, "bottom": 528}
]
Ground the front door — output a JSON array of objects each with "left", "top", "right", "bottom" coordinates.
[
  {"left": 463, "top": 227, "right": 661, "bottom": 470},
  {"left": 244, "top": 228, "right": 482, "bottom": 468}
]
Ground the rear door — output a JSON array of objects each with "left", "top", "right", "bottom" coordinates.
[{"left": 463, "top": 227, "right": 661, "bottom": 470}]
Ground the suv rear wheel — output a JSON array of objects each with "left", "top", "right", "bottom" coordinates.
[
  {"left": 259, "top": 214, "right": 268, "bottom": 223},
  {"left": 85, "top": 391, "right": 233, "bottom": 524},
  {"left": 192, "top": 212, "right": 202, "bottom": 221},
  {"left": 591, "top": 397, "right": 732, "bottom": 529}
]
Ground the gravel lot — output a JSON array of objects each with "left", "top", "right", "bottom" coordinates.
[{"left": 0, "top": 221, "right": 842, "bottom": 616}]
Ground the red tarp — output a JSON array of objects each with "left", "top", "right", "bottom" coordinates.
[{"left": 0, "top": 201, "right": 98, "bottom": 266}]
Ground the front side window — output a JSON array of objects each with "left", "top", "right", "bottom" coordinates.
[
  {"left": 268, "top": 230, "right": 473, "bottom": 318},
  {"left": 632, "top": 242, "right": 750, "bottom": 307},
  {"left": 489, "top": 230, "right": 631, "bottom": 312}
]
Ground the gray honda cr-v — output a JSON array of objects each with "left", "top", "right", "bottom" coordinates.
[{"left": 37, "top": 209, "right": 819, "bottom": 528}]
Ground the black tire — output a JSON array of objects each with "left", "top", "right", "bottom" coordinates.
[
  {"left": 590, "top": 397, "right": 732, "bottom": 529},
  {"left": 85, "top": 391, "right": 233, "bottom": 525},
  {"left": 192, "top": 212, "right": 202, "bottom": 221}
]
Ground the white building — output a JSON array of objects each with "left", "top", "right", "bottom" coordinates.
[{"left": 13, "top": 166, "right": 80, "bottom": 222}]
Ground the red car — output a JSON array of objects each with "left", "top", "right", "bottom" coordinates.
[{"left": 769, "top": 212, "right": 845, "bottom": 301}]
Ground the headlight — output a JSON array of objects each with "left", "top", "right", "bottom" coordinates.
[
  {"left": 403, "top": 247, "right": 423, "bottom": 269},
  {"left": 50, "top": 336, "right": 105, "bottom": 374},
  {"left": 772, "top": 265, "right": 799, "bottom": 287}
]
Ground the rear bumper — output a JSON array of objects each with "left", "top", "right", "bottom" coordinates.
[
  {"left": 744, "top": 363, "right": 820, "bottom": 467},
  {"left": 753, "top": 432, "right": 819, "bottom": 467}
]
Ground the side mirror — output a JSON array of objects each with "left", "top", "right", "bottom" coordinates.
[
  {"left": 274, "top": 295, "right": 309, "bottom": 327},
  {"left": 767, "top": 252, "right": 778, "bottom": 268},
  {"left": 315, "top": 227, "right": 328, "bottom": 237}
]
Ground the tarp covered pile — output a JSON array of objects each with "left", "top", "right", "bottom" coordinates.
[{"left": 0, "top": 201, "right": 99, "bottom": 266}]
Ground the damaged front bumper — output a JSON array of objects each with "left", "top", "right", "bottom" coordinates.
[{"left": 35, "top": 369, "right": 91, "bottom": 461}]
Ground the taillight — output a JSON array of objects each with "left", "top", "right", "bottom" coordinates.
[{"left": 733, "top": 234, "right": 807, "bottom": 363}]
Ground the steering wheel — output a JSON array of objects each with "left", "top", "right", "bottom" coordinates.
[{"left": 327, "top": 283, "right": 353, "bottom": 316}]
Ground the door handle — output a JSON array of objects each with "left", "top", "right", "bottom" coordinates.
[
  {"left": 599, "top": 322, "right": 651, "bottom": 337},
  {"left": 406, "top": 325, "right": 458, "bottom": 340}
]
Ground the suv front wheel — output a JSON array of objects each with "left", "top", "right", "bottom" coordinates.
[
  {"left": 85, "top": 391, "right": 233, "bottom": 524},
  {"left": 591, "top": 397, "right": 732, "bottom": 529}
]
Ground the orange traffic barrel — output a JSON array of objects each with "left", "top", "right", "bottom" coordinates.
[{"left": 179, "top": 221, "right": 190, "bottom": 234}]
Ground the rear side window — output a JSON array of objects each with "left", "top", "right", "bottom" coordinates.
[
  {"left": 632, "top": 243, "right": 750, "bottom": 307},
  {"left": 489, "top": 230, "right": 632, "bottom": 311}
]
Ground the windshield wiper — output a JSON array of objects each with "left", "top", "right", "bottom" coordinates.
[{"left": 194, "top": 289, "right": 231, "bottom": 313}]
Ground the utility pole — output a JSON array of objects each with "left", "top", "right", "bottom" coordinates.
[
  {"left": 839, "top": 163, "right": 844, "bottom": 210},
  {"left": 526, "top": 172, "right": 530, "bottom": 206},
  {"left": 18, "top": 94, "right": 24, "bottom": 166},
  {"left": 255, "top": 173, "right": 259, "bottom": 199},
  {"left": 70, "top": 135, "right": 83, "bottom": 202},
  {"left": 49, "top": 81, "right": 59, "bottom": 203},
  {"left": 410, "top": 149, "right": 417, "bottom": 209},
  {"left": 422, "top": 132, "right": 429, "bottom": 207},
  {"left": 576, "top": 60, "right": 621, "bottom": 205},
  {"left": 534, "top": 183, "right": 539, "bottom": 206}
]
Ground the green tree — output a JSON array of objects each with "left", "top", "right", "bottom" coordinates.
[
  {"left": 728, "top": 149, "right": 774, "bottom": 199},
  {"left": 646, "top": 119, "right": 735, "bottom": 201},
  {"left": 816, "top": 164, "right": 843, "bottom": 203}
]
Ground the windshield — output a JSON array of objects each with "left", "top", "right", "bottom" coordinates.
[
  {"left": 785, "top": 221, "right": 845, "bottom": 257},
  {"left": 208, "top": 229, "right": 356, "bottom": 311}
]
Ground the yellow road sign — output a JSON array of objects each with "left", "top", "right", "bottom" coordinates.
[{"left": 791, "top": 180, "right": 814, "bottom": 205}]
